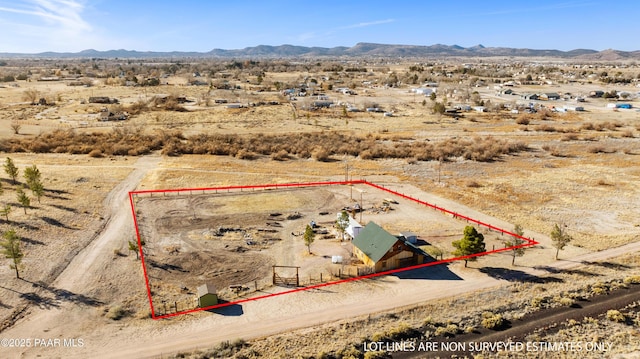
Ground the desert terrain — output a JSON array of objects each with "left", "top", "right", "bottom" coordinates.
[{"left": 0, "top": 57, "right": 638, "bottom": 358}]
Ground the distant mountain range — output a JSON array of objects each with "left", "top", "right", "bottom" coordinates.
[{"left": 1, "top": 43, "right": 639, "bottom": 60}]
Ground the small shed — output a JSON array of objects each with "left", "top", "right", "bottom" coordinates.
[{"left": 197, "top": 283, "right": 218, "bottom": 308}]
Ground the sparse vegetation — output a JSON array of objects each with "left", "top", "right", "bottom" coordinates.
[{"left": 0, "top": 130, "right": 528, "bottom": 163}]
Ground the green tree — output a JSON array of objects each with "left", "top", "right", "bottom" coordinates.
[
  {"left": 1, "top": 229, "right": 23, "bottom": 278},
  {"left": 128, "top": 241, "right": 139, "bottom": 260},
  {"left": 4, "top": 157, "right": 18, "bottom": 184},
  {"left": 433, "top": 101, "right": 446, "bottom": 115},
  {"left": 30, "top": 181, "right": 44, "bottom": 203},
  {"left": 16, "top": 187, "right": 30, "bottom": 214},
  {"left": 303, "top": 224, "right": 315, "bottom": 254},
  {"left": 452, "top": 226, "right": 486, "bottom": 267},
  {"left": 505, "top": 224, "right": 526, "bottom": 266},
  {"left": 23, "top": 165, "right": 41, "bottom": 188},
  {"left": 0, "top": 204, "right": 11, "bottom": 222},
  {"left": 430, "top": 91, "right": 437, "bottom": 101},
  {"left": 550, "top": 223, "right": 572, "bottom": 260},
  {"left": 335, "top": 210, "right": 350, "bottom": 241}
]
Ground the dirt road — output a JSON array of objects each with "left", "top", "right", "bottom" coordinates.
[{"left": 1, "top": 155, "right": 160, "bottom": 358}]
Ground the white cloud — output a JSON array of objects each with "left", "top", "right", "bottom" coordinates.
[
  {"left": 340, "top": 19, "right": 395, "bottom": 30},
  {"left": 0, "top": 0, "right": 104, "bottom": 52}
]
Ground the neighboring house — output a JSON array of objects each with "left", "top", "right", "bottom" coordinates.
[
  {"left": 541, "top": 93, "right": 561, "bottom": 101},
  {"left": 197, "top": 283, "right": 218, "bottom": 308},
  {"left": 412, "top": 88, "right": 435, "bottom": 96},
  {"left": 521, "top": 93, "right": 539, "bottom": 100},
  {"left": 353, "top": 222, "right": 429, "bottom": 272}
]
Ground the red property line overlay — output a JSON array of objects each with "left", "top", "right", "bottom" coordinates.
[{"left": 128, "top": 180, "right": 539, "bottom": 320}]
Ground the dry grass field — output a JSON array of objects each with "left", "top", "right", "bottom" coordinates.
[{"left": 0, "top": 58, "right": 639, "bottom": 358}]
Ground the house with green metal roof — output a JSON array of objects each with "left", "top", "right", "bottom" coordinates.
[{"left": 352, "top": 222, "right": 429, "bottom": 272}]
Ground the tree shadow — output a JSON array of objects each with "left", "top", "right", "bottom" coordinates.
[
  {"left": 581, "top": 261, "right": 632, "bottom": 270},
  {"left": 480, "top": 267, "right": 564, "bottom": 283},
  {"left": 9, "top": 221, "right": 41, "bottom": 231},
  {"left": 49, "top": 204, "right": 78, "bottom": 213},
  {"left": 0, "top": 300, "right": 11, "bottom": 309},
  {"left": 147, "top": 259, "right": 186, "bottom": 272},
  {"left": 41, "top": 216, "right": 75, "bottom": 230},
  {"left": 21, "top": 236, "right": 46, "bottom": 246},
  {"left": 23, "top": 280, "right": 103, "bottom": 307},
  {"left": 45, "top": 188, "right": 70, "bottom": 195},
  {"left": 533, "top": 265, "right": 600, "bottom": 277},
  {"left": 20, "top": 292, "right": 60, "bottom": 309},
  {"left": 46, "top": 194, "right": 71, "bottom": 201}
]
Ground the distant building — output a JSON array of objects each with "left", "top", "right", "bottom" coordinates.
[
  {"left": 540, "top": 93, "right": 561, "bottom": 101},
  {"left": 521, "top": 94, "right": 539, "bottom": 100},
  {"left": 412, "top": 88, "right": 435, "bottom": 96}
]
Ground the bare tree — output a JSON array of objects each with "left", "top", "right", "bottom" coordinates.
[
  {"left": 22, "top": 88, "right": 40, "bottom": 104},
  {"left": 10, "top": 122, "right": 21, "bottom": 135}
]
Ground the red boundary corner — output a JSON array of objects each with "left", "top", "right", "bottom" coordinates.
[{"left": 128, "top": 180, "right": 538, "bottom": 320}]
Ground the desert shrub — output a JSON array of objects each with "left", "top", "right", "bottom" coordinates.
[
  {"left": 591, "top": 282, "right": 608, "bottom": 295},
  {"left": 364, "top": 351, "right": 389, "bottom": 359},
  {"left": 235, "top": 149, "right": 257, "bottom": 160},
  {"left": 106, "top": 305, "right": 127, "bottom": 320},
  {"left": 360, "top": 149, "right": 374, "bottom": 160},
  {"left": 88, "top": 149, "right": 103, "bottom": 158},
  {"left": 621, "top": 130, "right": 635, "bottom": 138},
  {"left": 312, "top": 147, "right": 331, "bottom": 162},
  {"left": 466, "top": 181, "right": 482, "bottom": 188},
  {"left": 581, "top": 122, "right": 595, "bottom": 131},
  {"left": 534, "top": 124, "right": 558, "bottom": 132},
  {"left": 386, "top": 322, "right": 416, "bottom": 340},
  {"left": 515, "top": 115, "right": 531, "bottom": 125},
  {"left": 549, "top": 147, "right": 564, "bottom": 157},
  {"left": 556, "top": 296, "right": 575, "bottom": 307},
  {"left": 606, "top": 310, "right": 626, "bottom": 323},
  {"left": 271, "top": 149, "right": 289, "bottom": 161},
  {"left": 337, "top": 345, "right": 361, "bottom": 359},
  {"left": 561, "top": 133, "right": 579, "bottom": 141},
  {"left": 481, "top": 312, "right": 505, "bottom": 330},
  {"left": 624, "top": 275, "right": 640, "bottom": 284},
  {"left": 434, "top": 324, "right": 459, "bottom": 337},
  {"left": 127, "top": 99, "right": 149, "bottom": 115},
  {"left": 588, "top": 145, "right": 607, "bottom": 154},
  {"left": 464, "top": 326, "right": 476, "bottom": 334}
]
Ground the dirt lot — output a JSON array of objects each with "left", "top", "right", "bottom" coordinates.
[{"left": 134, "top": 183, "right": 510, "bottom": 312}]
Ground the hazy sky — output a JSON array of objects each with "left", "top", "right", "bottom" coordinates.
[{"left": 0, "top": 0, "right": 638, "bottom": 53}]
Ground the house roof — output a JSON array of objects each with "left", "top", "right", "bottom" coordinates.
[
  {"left": 353, "top": 222, "right": 400, "bottom": 263},
  {"left": 197, "top": 283, "right": 217, "bottom": 298}
]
